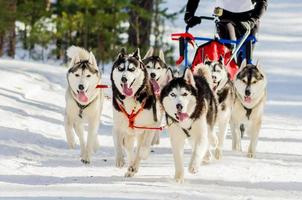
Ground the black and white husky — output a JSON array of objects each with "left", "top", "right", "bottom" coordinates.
[
  {"left": 65, "top": 46, "right": 104, "bottom": 164},
  {"left": 231, "top": 61, "right": 267, "bottom": 158},
  {"left": 160, "top": 68, "right": 218, "bottom": 183},
  {"left": 206, "top": 57, "right": 235, "bottom": 159},
  {"left": 142, "top": 47, "right": 169, "bottom": 145},
  {"left": 111, "top": 48, "right": 159, "bottom": 177}
]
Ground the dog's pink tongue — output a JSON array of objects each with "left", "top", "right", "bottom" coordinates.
[
  {"left": 77, "top": 91, "right": 88, "bottom": 103},
  {"left": 150, "top": 79, "right": 160, "bottom": 95},
  {"left": 177, "top": 112, "right": 189, "bottom": 122},
  {"left": 244, "top": 96, "right": 252, "bottom": 103},
  {"left": 123, "top": 83, "right": 133, "bottom": 96}
]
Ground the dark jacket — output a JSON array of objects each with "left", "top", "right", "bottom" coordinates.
[{"left": 185, "top": 0, "right": 267, "bottom": 23}]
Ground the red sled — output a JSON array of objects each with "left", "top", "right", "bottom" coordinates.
[{"left": 191, "top": 40, "right": 238, "bottom": 80}]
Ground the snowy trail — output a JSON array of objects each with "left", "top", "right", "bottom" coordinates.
[{"left": 1, "top": 1, "right": 302, "bottom": 199}]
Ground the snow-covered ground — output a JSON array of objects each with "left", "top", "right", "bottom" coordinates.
[{"left": 0, "top": 1, "right": 302, "bottom": 199}]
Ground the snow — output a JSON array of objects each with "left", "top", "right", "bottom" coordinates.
[{"left": 0, "top": 1, "right": 302, "bottom": 199}]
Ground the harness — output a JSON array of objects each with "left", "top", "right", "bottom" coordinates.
[
  {"left": 165, "top": 113, "right": 192, "bottom": 138},
  {"left": 76, "top": 99, "right": 95, "bottom": 118},
  {"left": 74, "top": 84, "right": 109, "bottom": 118},
  {"left": 115, "top": 98, "right": 164, "bottom": 131}
]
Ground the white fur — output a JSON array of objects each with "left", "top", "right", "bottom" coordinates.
[
  {"left": 112, "top": 49, "right": 158, "bottom": 177},
  {"left": 207, "top": 60, "right": 234, "bottom": 159},
  {"left": 231, "top": 62, "right": 267, "bottom": 158},
  {"left": 64, "top": 46, "right": 104, "bottom": 164},
  {"left": 162, "top": 69, "right": 217, "bottom": 183}
]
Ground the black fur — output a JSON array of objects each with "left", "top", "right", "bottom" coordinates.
[
  {"left": 68, "top": 60, "right": 99, "bottom": 74},
  {"left": 111, "top": 52, "right": 156, "bottom": 112},
  {"left": 160, "top": 74, "right": 217, "bottom": 127},
  {"left": 142, "top": 56, "right": 167, "bottom": 69}
]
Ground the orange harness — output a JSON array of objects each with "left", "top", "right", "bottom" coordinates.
[{"left": 115, "top": 98, "right": 164, "bottom": 131}]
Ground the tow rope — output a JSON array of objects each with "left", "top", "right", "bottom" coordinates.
[
  {"left": 96, "top": 84, "right": 110, "bottom": 89},
  {"left": 115, "top": 98, "right": 164, "bottom": 131}
]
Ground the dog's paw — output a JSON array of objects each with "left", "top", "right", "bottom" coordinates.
[
  {"left": 188, "top": 165, "right": 199, "bottom": 174},
  {"left": 214, "top": 148, "right": 222, "bottom": 160},
  {"left": 115, "top": 157, "right": 125, "bottom": 168},
  {"left": 247, "top": 152, "right": 255, "bottom": 158},
  {"left": 175, "top": 176, "right": 184, "bottom": 184},
  {"left": 124, "top": 166, "right": 137, "bottom": 177},
  {"left": 81, "top": 159, "right": 90, "bottom": 164},
  {"left": 202, "top": 151, "right": 212, "bottom": 164}
]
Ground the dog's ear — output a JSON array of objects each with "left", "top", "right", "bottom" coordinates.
[
  {"left": 159, "top": 49, "right": 166, "bottom": 63},
  {"left": 118, "top": 48, "right": 126, "bottom": 59},
  {"left": 218, "top": 55, "right": 224, "bottom": 64},
  {"left": 183, "top": 67, "right": 196, "bottom": 88},
  {"left": 132, "top": 48, "right": 141, "bottom": 60},
  {"left": 143, "top": 47, "right": 154, "bottom": 59},
  {"left": 165, "top": 68, "right": 174, "bottom": 85},
  {"left": 240, "top": 59, "right": 247, "bottom": 69},
  {"left": 88, "top": 51, "right": 98, "bottom": 69},
  {"left": 204, "top": 56, "right": 211, "bottom": 65}
]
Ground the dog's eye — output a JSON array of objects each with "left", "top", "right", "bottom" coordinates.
[
  {"left": 118, "top": 65, "right": 125, "bottom": 71},
  {"left": 157, "top": 67, "right": 161, "bottom": 70},
  {"left": 242, "top": 79, "right": 247, "bottom": 83},
  {"left": 146, "top": 65, "right": 150, "bottom": 68},
  {"left": 86, "top": 74, "right": 91, "bottom": 78},
  {"left": 75, "top": 74, "right": 80, "bottom": 77},
  {"left": 182, "top": 92, "right": 188, "bottom": 96},
  {"left": 170, "top": 93, "right": 176, "bottom": 97},
  {"left": 252, "top": 80, "right": 257, "bottom": 84},
  {"left": 128, "top": 67, "right": 135, "bottom": 72}
]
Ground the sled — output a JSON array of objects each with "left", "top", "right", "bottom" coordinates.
[{"left": 171, "top": 16, "right": 257, "bottom": 80}]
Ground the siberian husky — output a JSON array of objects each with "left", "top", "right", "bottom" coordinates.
[
  {"left": 142, "top": 47, "right": 168, "bottom": 145},
  {"left": 231, "top": 61, "right": 267, "bottom": 158},
  {"left": 64, "top": 46, "right": 104, "bottom": 164},
  {"left": 111, "top": 48, "right": 159, "bottom": 177},
  {"left": 160, "top": 68, "right": 218, "bottom": 183},
  {"left": 206, "top": 56, "right": 235, "bottom": 159}
]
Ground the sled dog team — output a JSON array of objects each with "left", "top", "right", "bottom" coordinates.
[{"left": 64, "top": 46, "right": 267, "bottom": 183}]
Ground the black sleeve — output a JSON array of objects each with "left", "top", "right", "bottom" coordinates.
[
  {"left": 184, "top": 0, "right": 200, "bottom": 19},
  {"left": 251, "top": 0, "right": 268, "bottom": 19}
]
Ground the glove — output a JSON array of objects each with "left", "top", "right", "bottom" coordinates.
[
  {"left": 240, "top": 18, "right": 257, "bottom": 31},
  {"left": 184, "top": 15, "right": 201, "bottom": 28}
]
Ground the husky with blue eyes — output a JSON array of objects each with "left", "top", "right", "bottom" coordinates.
[
  {"left": 111, "top": 48, "right": 159, "bottom": 177},
  {"left": 160, "top": 68, "right": 218, "bottom": 183},
  {"left": 65, "top": 46, "right": 104, "bottom": 164}
]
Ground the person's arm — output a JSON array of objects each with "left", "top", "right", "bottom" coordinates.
[
  {"left": 251, "top": 0, "right": 268, "bottom": 20},
  {"left": 184, "top": 0, "right": 201, "bottom": 28},
  {"left": 248, "top": 0, "right": 268, "bottom": 27}
]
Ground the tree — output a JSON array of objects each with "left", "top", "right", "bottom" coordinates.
[{"left": 127, "top": 0, "right": 153, "bottom": 52}]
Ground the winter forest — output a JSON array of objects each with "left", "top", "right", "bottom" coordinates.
[{"left": 0, "top": 0, "right": 180, "bottom": 64}]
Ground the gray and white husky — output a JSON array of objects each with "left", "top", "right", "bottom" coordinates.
[
  {"left": 231, "top": 61, "right": 267, "bottom": 158},
  {"left": 142, "top": 47, "right": 169, "bottom": 145},
  {"left": 206, "top": 56, "right": 235, "bottom": 159},
  {"left": 160, "top": 68, "right": 218, "bottom": 183},
  {"left": 65, "top": 46, "right": 104, "bottom": 164},
  {"left": 111, "top": 48, "right": 159, "bottom": 177}
]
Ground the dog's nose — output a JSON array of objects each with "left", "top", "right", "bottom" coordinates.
[
  {"left": 78, "top": 84, "right": 84, "bottom": 91},
  {"left": 150, "top": 73, "right": 156, "bottom": 79},
  {"left": 176, "top": 104, "right": 183, "bottom": 111},
  {"left": 212, "top": 75, "right": 217, "bottom": 81},
  {"left": 121, "top": 76, "right": 127, "bottom": 83},
  {"left": 245, "top": 88, "right": 251, "bottom": 96}
]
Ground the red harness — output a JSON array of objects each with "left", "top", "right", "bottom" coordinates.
[
  {"left": 115, "top": 98, "right": 164, "bottom": 131},
  {"left": 96, "top": 84, "right": 110, "bottom": 89}
]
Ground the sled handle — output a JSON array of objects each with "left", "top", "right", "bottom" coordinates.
[
  {"left": 226, "top": 24, "right": 251, "bottom": 66},
  {"left": 185, "top": 16, "right": 215, "bottom": 32}
]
